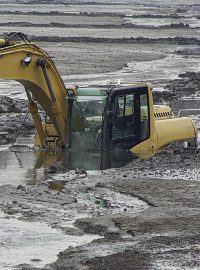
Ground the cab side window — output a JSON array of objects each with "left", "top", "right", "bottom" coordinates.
[
  {"left": 112, "top": 94, "right": 135, "bottom": 139},
  {"left": 140, "top": 93, "right": 150, "bottom": 140}
]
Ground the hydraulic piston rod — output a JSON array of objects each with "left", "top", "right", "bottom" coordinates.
[
  {"left": 37, "top": 59, "right": 56, "bottom": 103},
  {"left": 37, "top": 58, "right": 66, "bottom": 145},
  {"left": 24, "top": 88, "right": 45, "bottom": 147}
]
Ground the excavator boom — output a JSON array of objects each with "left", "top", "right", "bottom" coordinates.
[{"left": 0, "top": 32, "right": 70, "bottom": 148}]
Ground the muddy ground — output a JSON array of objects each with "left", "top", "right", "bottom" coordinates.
[
  {"left": 2, "top": 150, "right": 200, "bottom": 269},
  {"left": 1, "top": 1, "right": 200, "bottom": 270}
]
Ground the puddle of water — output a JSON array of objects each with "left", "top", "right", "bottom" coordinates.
[
  {"left": 0, "top": 141, "right": 136, "bottom": 188},
  {"left": 0, "top": 146, "right": 43, "bottom": 186},
  {"left": 125, "top": 16, "right": 200, "bottom": 28},
  {"left": 123, "top": 54, "right": 200, "bottom": 83},
  {"left": 0, "top": 211, "right": 99, "bottom": 269},
  {"left": 77, "top": 189, "right": 148, "bottom": 214},
  {"left": 63, "top": 51, "right": 200, "bottom": 89}
]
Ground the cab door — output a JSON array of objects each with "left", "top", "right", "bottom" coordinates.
[{"left": 102, "top": 85, "right": 150, "bottom": 151}]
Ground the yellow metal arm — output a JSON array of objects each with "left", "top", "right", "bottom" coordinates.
[
  {"left": 0, "top": 38, "right": 69, "bottom": 147},
  {"left": 28, "top": 101, "right": 45, "bottom": 147}
]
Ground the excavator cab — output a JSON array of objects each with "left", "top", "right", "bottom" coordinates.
[
  {"left": 67, "top": 84, "right": 150, "bottom": 153},
  {"left": 67, "top": 83, "right": 197, "bottom": 158},
  {"left": 102, "top": 85, "right": 150, "bottom": 152}
]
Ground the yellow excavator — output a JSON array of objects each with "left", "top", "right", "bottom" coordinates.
[{"left": 0, "top": 32, "right": 197, "bottom": 159}]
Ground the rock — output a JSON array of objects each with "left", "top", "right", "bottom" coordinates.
[
  {"left": 16, "top": 185, "right": 26, "bottom": 192},
  {"left": 30, "top": 258, "right": 42, "bottom": 262},
  {"left": 12, "top": 200, "right": 18, "bottom": 205},
  {"left": 75, "top": 168, "right": 87, "bottom": 175},
  {"left": 14, "top": 263, "right": 32, "bottom": 269},
  {"left": 46, "top": 165, "right": 57, "bottom": 174},
  {"left": 95, "top": 199, "right": 101, "bottom": 204},
  {"left": 104, "top": 227, "right": 121, "bottom": 240}
]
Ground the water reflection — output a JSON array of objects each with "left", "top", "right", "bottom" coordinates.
[
  {"left": 63, "top": 149, "right": 135, "bottom": 171},
  {"left": 0, "top": 145, "right": 136, "bottom": 187},
  {"left": 0, "top": 211, "right": 99, "bottom": 269},
  {"left": 0, "top": 147, "right": 43, "bottom": 186},
  {"left": 1, "top": 139, "right": 199, "bottom": 188}
]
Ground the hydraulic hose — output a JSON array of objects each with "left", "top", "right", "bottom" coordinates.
[{"left": 37, "top": 58, "right": 56, "bottom": 103}]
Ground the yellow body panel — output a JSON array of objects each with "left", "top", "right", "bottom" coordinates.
[
  {"left": 131, "top": 115, "right": 197, "bottom": 158},
  {"left": 154, "top": 104, "right": 174, "bottom": 119},
  {"left": 155, "top": 117, "right": 197, "bottom": 149},
  {"left": 131, "top": 86, "right": 197, "bottom": 157}
]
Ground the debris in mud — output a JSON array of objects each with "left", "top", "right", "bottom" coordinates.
[
  {"left": 152, "top": 90, "right": 174, "bottom": 104},
  {"left": 117, "top": 147, "right": 200, "bottom": 182},
  {"left": 152, "top": 71, "right": 200, "bottom": 104},
  {"left": 14, "top": 264, "right": 34, "bottom": 270},
  {"left": 45, "top": 162, "right": 65, "bottom": 174},
  {"left": 0, "top": 96, "right": 25, "bottom": 113},
  {"left": 175, "top": 47, "right": 200, "bottom": 56},
  {"left": 165, "top": 71, "right": 200, "bottom": 98}
]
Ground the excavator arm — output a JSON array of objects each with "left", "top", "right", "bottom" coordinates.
[{"left": 0, "top": 32, "right": 71, "bottom": 148}]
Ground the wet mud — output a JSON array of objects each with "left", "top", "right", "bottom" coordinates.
[
  {"left": 1, "top": 1, "right": 200, "bottom": 270},
  {"left": 2, "top": 161, "right": 200, "bottom": 270},
  {"left": 0, "top": 96, "right": 34, "bottom": 144}
]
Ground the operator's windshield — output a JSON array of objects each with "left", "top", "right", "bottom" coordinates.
[
  {"left": 77, "top": 96, "right": 105, "bottom": 117},
  {"left": 71, "top": 94, "right": 107, "bottom": 151}
]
